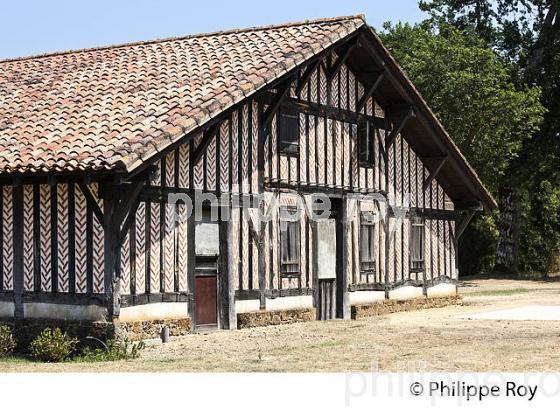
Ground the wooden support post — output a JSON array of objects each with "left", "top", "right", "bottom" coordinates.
[
  {"left": 79, "top": 182, "right": 104, "bottom": 225},
  {"left": 192, "top": 123, "right": 220, "bottom": 166},
  {"left": 422, "top": 156, "right": 448, "bottom": 191},
  {"left": 385, "top": 107, "right": 414, "bottom": 150},
  {"left": 261, "top": 79, "right": 293, "bottom": 130},
  {"left": 356, "top": 72, "right": 385, "bottom": 112},
  {"left": 384, "top": 217, "right": 390, "bottom": 299},
  {"left": 218, "top": 209, "right": 232, "bottom": 329},
  {"left": 340, "top": 198, "right": 350, "bottom": 319},
  {"left": 257, "top": 102, "right": 267, "bottom": 310},
  {"left": 12, "top": 185, "right": 23, "bottom": 319},
  {"left": 295, "top": 60, "right": 320, "bottom": 97},
  {"left": 187, "top": 192, "right": 196, "bottom": 329},
  {"left": 102, "top": 183, "right": 120, "bottom": 320},
  {"left": 327, "top": 40, "right": 359, "bottom": 81},
  {"left": 456, "top": 210, "right": 475, "bottom": 240}
]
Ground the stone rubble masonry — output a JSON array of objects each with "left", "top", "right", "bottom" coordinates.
[
  {"left": 237, "top": 308, "right": 316, "bottom": 329},
  {"left": 351, "top": 295, "right": 463, "bottom": 319},
  {"left": 0, "top": 317, "right": 192, "bottom": 351}
]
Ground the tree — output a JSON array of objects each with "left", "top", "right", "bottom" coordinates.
[
  {"left": 419, "top": 0, "right": 560, "bottom": 275},
  {"left": 379, "top": 22, "right": 545, "bottom": 274}
]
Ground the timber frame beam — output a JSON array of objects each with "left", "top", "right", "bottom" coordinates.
[
  {"left": 295, "top": 60, "right": 320, "bottom": 97},
  {"left": 192, "top": 123, "right": 220, "bottom": 166},
  {"left": 455, "top": 210, "right": 475, "bottom": 240},
  {"left": 327, "top": 38, "right": 360, "bottom": 81},
  {"left": 385, "top": 106, "right": 415, "bottom": 150},
  {"left": 422, "top": 155, "right": 448, "bottom": 191},
  {"left": 356, "top": 71, "right": 385, "bottom": 112},
  {"left": 78, "top": 182, "right": 104, "bottom": 225},
  {"left": 261, "top": 78, "right": 294, "bottom": 130}
]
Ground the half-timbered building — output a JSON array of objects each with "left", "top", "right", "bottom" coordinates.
[{"left": 0, "top": 15, "right": 495, "bottom": 338}]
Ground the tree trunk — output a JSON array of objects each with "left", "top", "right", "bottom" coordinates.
[{"left": 495, "top": 187, "right": 520, "bottom": 274}]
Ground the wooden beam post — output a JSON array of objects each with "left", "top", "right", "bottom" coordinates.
[
  {"left": 422, "top": 156, "right": 448, "bottom": 191},
  {"left": 456, "top": 210, "right": 475, "bottom": 240},
  {"left": 260, "top": 79, "right": 293, "bottom": 131},
  {"left": 340, "top": 198, "right": 350, "bottom": 319},
  {"left": 102, "top": 182, "right": 120, "bottom": 320},
  {"left": 327, "top": 39, "right": 359, "bottom": 82},
  {"left": 12, "top": 185, "right": 24, "bottom": 319},
  {"left": 79, "top": 182, "right": 104, "bottom": 226},
  {"left": 192, "top": 123, "right": 220, "bottom": 166},
  {"left": 187, "top": 192, "right": 196, "bottom": 330},
  {"left": 356, "top": 71, "right": 385, "bottom": 113},
  {"left": 385, "top": 106, "right": 415, "bottom": 150},
  {"left": 295, "top": 60, "right": 320, "bottom": 97}
]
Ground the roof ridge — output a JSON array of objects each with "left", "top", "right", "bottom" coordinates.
[{"left": 0, "top": 14, "right": 366, "bottom": 64}]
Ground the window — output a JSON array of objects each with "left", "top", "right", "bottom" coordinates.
[
  {"left": 280, "top": 219, "right": 301, "bottom": 277},
  {"left": 278, "top": 106, "right": 300, "bottom": 156},
  {"left": 358, "top": 120, "right": 375, "bottom": 166},
  {"left": 410, "top": 217, "right": 425, "bottom": 272},
  {"left": 359, "top": 212, "right": 376, "bottom": 275}
]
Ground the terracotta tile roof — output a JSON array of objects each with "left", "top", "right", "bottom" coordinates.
[{"left": 0, "top": 15, "right": 364, "bottom": 175}]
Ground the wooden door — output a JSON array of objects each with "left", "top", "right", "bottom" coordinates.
[
  {"left": 195, "top": 257, "right": 218, "bottom": 327},
  {"left": 317, "top": 279, "right": 336, "bottom": 320}
]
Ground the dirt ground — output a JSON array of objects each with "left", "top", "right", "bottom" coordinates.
[{"left": 2, "top": 276, "right": 560, "bottom": 372}]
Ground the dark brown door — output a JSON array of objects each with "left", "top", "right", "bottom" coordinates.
[
  {"left": 195, "top": 256, "right": 218, "bottom": 327},
  {"left": 195, "top": 275, "right": 218, "bottom": 326}
]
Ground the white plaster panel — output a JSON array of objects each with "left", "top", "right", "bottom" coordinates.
[
  {"left": 118, "top": 302, "right": 189, "bottom": 322},
  {"left": 195, "top": 222, "right": 219, "bottom": 255},
  {"left": 348, "top": 291, "right": 386, "bottom": 305},
  {"left": 427, "top": 283, "right": 457, "bottom": 298},
  {"left": 388, "top": 286, "right": 423, "bottom": 301},
  {"left": 235, "top": 299, "right": 260, "bottom": 314},
  {"left": 266, "top": 295, "right": 313, "bottom": 311}
]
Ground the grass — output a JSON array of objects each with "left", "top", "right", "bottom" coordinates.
[
  {"left": 1, "top": 278, "right": 560, "bottom": 372},
  {"left": 0, "top": 355, "right": 31, "bottom": 364},
  {"left": 465, "top": 287, "right": 559, "bottom": 297}
]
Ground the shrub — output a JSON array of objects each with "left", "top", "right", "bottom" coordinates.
[
  {"left": 30, "top": 328, "right": 78, "bottom": 362},
  {"left": 0, "top": 325, "right": 16, "bottom": 357},
  {"left": 77, "top": 338, "right": 145, "bottom": 362}
]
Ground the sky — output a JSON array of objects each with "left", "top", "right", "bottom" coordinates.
[{"left": 0, "top": 0, "right": 427, "bottom": 60}]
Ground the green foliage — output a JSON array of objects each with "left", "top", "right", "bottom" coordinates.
[
  {"left": 0, "top": 325, "right": 16, "bottom": 357},
  {"left": 518, "top": 180, "right": 560, "bottom": 273},
  {"left": 413, "top": 0, "right": 560, "bottom": 275},
  {"left": 76, "top": 338, "right": 145, "bottom": 362},
  {"left": 29, "top": 328, "right": 78, "bottom": 363},
  {"left": 379, "top": 21, "right": 547, "bottom": 274},
  {"left": 459, "top": 213, "right": 499, "bottom": 275},
  {"left": 379, "top": 22, "right": 545, "bottom": 194}
]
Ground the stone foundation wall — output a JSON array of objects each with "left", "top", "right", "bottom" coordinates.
[
  {"left": 351, "top": 295, "right": 462, "bottom": 319},
  {"left": 237, "top": 308, "right": 316, "bottom": 329},
  {"left": 114, "top": 318, "right": 192, "bottom": 341},
  {"left": 0, "top": 319, "right": 116, "bottom": 352},
  {"left": 0, "top": 317, "right": 192, "bottom": 351}
]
